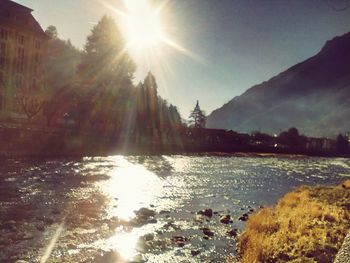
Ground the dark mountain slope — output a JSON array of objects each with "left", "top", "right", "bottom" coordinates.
[{"left": 207, "top": 32, "right": 350, "bottom": 137}]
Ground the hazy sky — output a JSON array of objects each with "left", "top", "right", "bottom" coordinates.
[{"left": 17, "top": 0, "right": 350, "bottom": 117}]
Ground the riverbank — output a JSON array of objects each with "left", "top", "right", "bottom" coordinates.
[
  {"left": 237, "top": 180, "right": 350, "bottom": 262},
  {"left": 0, "top": 123, "right": 349, "bottom": 159}
]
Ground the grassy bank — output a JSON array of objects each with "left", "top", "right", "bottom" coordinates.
[{"left": 237, "top": 180, "right": 350, "bottom": 262}]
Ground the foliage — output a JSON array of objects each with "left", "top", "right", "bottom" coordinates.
[
  {"left": 336, "top": 134, "right": 349, "bottom": 154},
  {"left": 278, "top": 127, "right": 307, "bottom": 147},
  {"left": 45, "top": 25, "right": 58, "bottom": 39},
  {"left": 15, "top": 90, "right": 43, "bottom": 120},
  {"left": 78, "top": 15, "right": 135, "bottom": 87},
  {"left": 134, "top": 72, "right": 182, "bottom": 140},
  {"left": 189, "top": 101, "right": 206, "bottom": 128},
  {"left": 45, "top": 32, "right": 82, "bottom": 92},
  {"left": 43, "top": 26, "right": 83, "bottom": 124},
  {"left": 251, "top": 131, "right": 274, "bottom": 143},
  {"left": 40, "top": 17, "right": 183, "bottom": 147}
]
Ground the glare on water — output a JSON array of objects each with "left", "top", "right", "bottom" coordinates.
[
  {"left": 98, "top": 156, "right": 164, "bottom": 261},
  {"left": 1, "top": 155, "right": 348, "bottom": 262},
  {"left": 101, "top": 156, "right": 163, "bottom": 220}
]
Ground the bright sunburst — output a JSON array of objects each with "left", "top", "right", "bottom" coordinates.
[
  {"left": 100, "top": 0, "right": 197, "bottom": 91},
  {"left": 102, "top": 0, "right": 191, "bottom": 57},
  {"left": 122, "top": 0, "right": 167, "bottom": 52}
]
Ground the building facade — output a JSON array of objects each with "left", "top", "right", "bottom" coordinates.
[{"left": 0, "top": 0, "right": 48, "bottom": 114}]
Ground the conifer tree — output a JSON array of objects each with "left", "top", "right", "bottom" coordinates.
[
  {"left": 78, "top": 15, "right": 135, "bottom": 88},
  {"left": 189, "top": 100, "right": 206, "bottom": 128}
]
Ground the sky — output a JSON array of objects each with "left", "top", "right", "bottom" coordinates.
[{"left": 16, "top": 0, "right": 350, "bottom": 118}]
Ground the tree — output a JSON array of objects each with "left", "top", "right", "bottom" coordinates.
[
  {"left": 45, "top": 30, "right": 82, "bottom": 93},
  {"left": 42, "top": 26, "right": 82, "bottom": 125},
  {"left": 73, "top": 15, "right": 137, "bottom": 134},
  {"left": 278, "top": 127, "right": 307, "bottom": 147},
  {"left": 45, "top": 25, "right": 58, "bottom": 39},
  {"left": 251, "top": 131, "right": 274, "bottom": 144},
  {"left": 143, "top": 72, "right": 159, "bottom": 132},
  {"left": 189, "top": 100, "right": 206, "bottom": 128},
  {"left": 78, "top": 15, "right": 135, "bottom": 87},
  {"left": 15, "top": 89, "right": 44, "bottom": 120},
  {"left": 336, "top": 134, "right": 349, "bottom": 154}
]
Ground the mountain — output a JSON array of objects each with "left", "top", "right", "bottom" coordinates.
[{"left": 207, "top": 32, "right": 350, "bottom": 137}]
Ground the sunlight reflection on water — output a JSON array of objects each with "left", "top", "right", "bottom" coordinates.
[
  {"left": 102, "top": 156, "right": 163, "bottom": 220},
  {"left": 39, "top": 155, "right": 348, "bottom": 262},
  {"left": 98, "top": 156, "right": 164, "bottom": 261},
  {"left": 106, "top": 227, "right": 140, "bottom": 261}
]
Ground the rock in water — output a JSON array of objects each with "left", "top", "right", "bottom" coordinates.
[
  {"left": 197, "top": 209, "right": 213, "bottom": 217},
  {"left": 239, "top": 213, "right": 249, "bottom": 221},
  {"left": 136, "top": 207, "right": 156, "bottom": 218},
  {"left": 220, "top": 215, "right": 231, "bottom": 224},
  {"left": 227, "top": 229, "right": 238, "bottom": 237},
  {"left": 202, "top": 227, "right": 214, "bottom": 237},
  {"left": 191, "top": 250, "right": 201, "bottom": 256}
]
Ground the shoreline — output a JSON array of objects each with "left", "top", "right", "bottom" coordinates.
[{"left": 0, "top": 150, "right": 349, "bottom": 160}]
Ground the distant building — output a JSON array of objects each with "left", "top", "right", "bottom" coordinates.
[{"left": 0, "top": 0, "right": 48, "bottom": 114}]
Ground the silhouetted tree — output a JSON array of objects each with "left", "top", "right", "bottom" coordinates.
[
  {"left": 251, "top": 131, "right": 274, "bottom": 144},
  {"left": 278, "top": 127, "right": 307, "bottom": 148},
  {"left": 15, "top": 89, "right": 44, "bottom": 120},
  {"left": 336, "top": 134, "right": 349, "bottom": 154},
  {"left": 73, "top": 15, "right": 137, "bottom": 134},
  {"left": 45, "top": 32, "right": 82, "bottom": 92},
  {"left": 42, "top": 26, "right": 82, "bottom": 125},
  {"left": 45, "top": 25, "right": 58, "bottom": 39},
  {"left": 40, "top": 16, "right": 184, "bottom": 150},
  {"left": 189, "top": 101, "right": 206, "bottom": 128},
  {"left": 78, "top": 15, "right": 135, "bottom": 87},
  {"left": 143, "top": 72, "right": 159, "bottom": 133}
]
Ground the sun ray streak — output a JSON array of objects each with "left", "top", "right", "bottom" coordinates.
[
  {"left": 98, "top": 0, "right": 204, "bottom": 98},
  {"left": 40, "top": 220, "right": 65, "bottom": 263}
]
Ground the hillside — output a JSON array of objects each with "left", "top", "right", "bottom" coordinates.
[{"left": 207, "top": 32, "right": 350, "bottom": 137}]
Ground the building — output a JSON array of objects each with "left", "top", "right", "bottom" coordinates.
[{"left": 0, "top": 0, "right": 48, "bottom": 115}]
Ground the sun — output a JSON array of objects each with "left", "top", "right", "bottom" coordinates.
[
  {"left": 101, "top": 0, "right": 196, "bottom": 86},
  {"left": 120, "top": 0, "right": 169, "bottom": 52},
  {"left": 102, "top": 0, "right": 194, "bottom": 58}
]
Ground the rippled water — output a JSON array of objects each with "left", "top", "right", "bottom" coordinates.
[{"left": 0, "top": 155, "right": 349, "bottom": 262}]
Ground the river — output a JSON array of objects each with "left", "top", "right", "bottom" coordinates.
[{"left": 0, "top": 155, "right": 349, "bottom": 262}]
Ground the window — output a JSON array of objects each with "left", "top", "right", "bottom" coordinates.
[
  {"left": 0, "top": 42, "right": 5, "bottom": 55},
  {"left": 35, "top": 40, "right": 41, "bottom": 49},
  {"left": 16, "top": 48, "right": 26, "bottom": 73},
  {"left": 0, "top": 43, "right": 5, "bottom": 69},
  {"left": 15, "top": 75, "right": 23, "bottom": 89},
  {"left": 0, "top": 57, "right": 5, "bottom": 69},
  {"left": 32, "top": 79, "right": 37, "bottom": 90},
  {"left": 34, "top": 53, "right": 39, "bottom": 63},
  {"left": 0, "top": 28, "right": 8, "bottom": 40},
  {"left": 17, "top": 47, "right": 24, "bottom": 58},
  {"left": 17, "top": 34, "right": 25, "bottom": 45}
]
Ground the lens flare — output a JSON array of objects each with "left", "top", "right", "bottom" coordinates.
[{"left": 123, "top": 1, "right": 166, "bottom": 51}]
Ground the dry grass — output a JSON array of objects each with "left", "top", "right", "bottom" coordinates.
[{"left": 237, "top": 182, "right": 350, "bottom": 263}]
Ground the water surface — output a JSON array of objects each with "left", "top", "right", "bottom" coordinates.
[{"left": 0, "top": 155, "right": 348, "bottom": 262}]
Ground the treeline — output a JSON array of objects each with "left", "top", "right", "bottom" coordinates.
[
  {"left": 38, "top": 16, "right": 182, "bottom": 148},
  {"left": 251, "top": 128, "right": 349, "bottom": 155}
]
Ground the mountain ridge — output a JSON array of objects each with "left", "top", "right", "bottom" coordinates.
[{"left": 207, "top": 31, "right": 350, "bottom": 137}]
